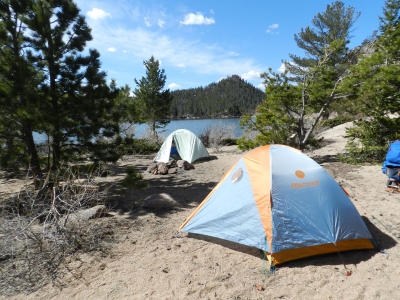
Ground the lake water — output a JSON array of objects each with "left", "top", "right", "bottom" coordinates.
[
  {"left": 33, "top": 118, "right": 243, "bottom": 143},
  {"left": 133, "top": 118, "right": 243, "bottom": 139}
]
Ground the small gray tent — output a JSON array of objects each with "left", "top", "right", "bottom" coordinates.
[{"left": 153, "top": 129, "right": 209, "bottom": 163}]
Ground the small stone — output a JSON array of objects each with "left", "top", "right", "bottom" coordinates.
[{"left": 168, "top": 168, "right": 177, "bottom": 174}]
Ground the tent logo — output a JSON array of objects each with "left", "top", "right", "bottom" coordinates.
[
  {"left": 291, "top": 180, "right": 319, "bottom": 188},
  {"left": 292, "top": 170, "right": 319, "bottom": 188},
  {"left": 295, "top": 170, "right": 305, "bottom": 178}
]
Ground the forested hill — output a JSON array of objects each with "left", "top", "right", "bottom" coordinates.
[{"left": 170, "top": 75, "right": 265, "bottom": 118}]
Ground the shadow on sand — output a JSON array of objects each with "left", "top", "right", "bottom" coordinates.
[
  {"left": 184, "top": 216, "right": 397, "bottom": 269},
  {"left": 100, "top": 156, "right": 219, "bottom": 219}
]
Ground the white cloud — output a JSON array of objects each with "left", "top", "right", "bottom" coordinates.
[
  {"left": 169, "top": 83, "right": 180, "bottom": 90},
  {"left": 180, "top": 13, "right": 215, "bottom": 25},
  {"left": 266, "top": 23, "right": 279, "bottom": 34},
  {"left": 228, "top": 52, "right": 239, "bottom": 56},
  {"left": 210, "top": 9, "right": 214, "bottom": 14},
  {"left": 144, "top": 16, "right": 151, "bottom": 27},
  {"left": 241, "top": 70, "right": 261, "bottom": 80},
  {"left": 278, "top": 63, "right": 286, "bottom": 73},
  {"left": 108, "top": 47, "right": 117, "bottom": 52},
  {"left": 122, "top": 50, "right": 128, "bottom": 53},
  {"left": 87, "top": 8, "right": 111, "bottom": 20},
  {"left": 87, "top": 22, "right": 264, "bottom": 82},
  {"left": 158, "top": 20, "right": 165, "bottom": 28},
  {"left": 257, "top": 83, "right": 266, "bottom": 91}
]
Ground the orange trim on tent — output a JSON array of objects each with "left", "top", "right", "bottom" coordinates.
[
  {"left": 243, "top": 145, "right": 273, "bottom": 250},
  {"left": 274, "top": 144, "right": 301, "bottom": 152},
  {"left": 265, "top": 238, "right": 375, "bottom": 265},
  {"left": 179, "top": 159, "right": 241, "bottom": 231},
  {"left": 340, "top": 185, "right": 350, "bottom": 196}
]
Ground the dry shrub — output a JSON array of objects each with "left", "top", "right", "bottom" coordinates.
[
  {"left": 202, "top": 122, "right": 236, "bottom": 152},
  {"left": 139, "top": 127, "right": 165, "bottom": 146},
  {"left": 0, "top": 165, "right": 112, "bottom": 296},
  {"left": 199, "top": 127, "right": 212, "bottom": 146}
]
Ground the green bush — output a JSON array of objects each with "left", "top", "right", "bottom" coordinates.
[
  {"left": 339, "top": 142, "right": 387, "bottom": 164},
  {"left": 120, "top": 138, "right": 159, "bottom": 155},
  {"left": 237, "top": 136, "right": 259, "bottom": 151},
  {"left": 122, "top": 166, "right": 148, "bottom": 191},
  {"left": 319, "top": 115, "right": 354, "bottom": 129},
  {"left": 304, "top": 136, "right": 324, "bottom": 150}
]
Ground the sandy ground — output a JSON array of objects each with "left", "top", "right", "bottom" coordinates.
[{"left": 1, "top": 123, "right": 400, "bottom": 300}]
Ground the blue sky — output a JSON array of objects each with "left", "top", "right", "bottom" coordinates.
[{"left": 74, "top": 0, "right": 386, "bottom": 91}]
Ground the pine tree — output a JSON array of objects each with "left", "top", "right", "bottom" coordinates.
[
  {"left": 134, "top": 56, "right": 173, "bottom": 138},
  {"left": 341, "top": 0, "right": 400, "bottom": 162},
  {"left": 0, "top": 0, "right": 43, "bottom": 177},
  {"left": 237, "top": 69, "right": 298, "bottom": 150},
  {"left": 240, "top": 1, "right": 360, "bottom": 150},
  {"left": 23, "top": 0, "right": 120, "bottom": 168}
]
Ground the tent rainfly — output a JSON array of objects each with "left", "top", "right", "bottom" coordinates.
[
  {"left": 180, "top": 145, "right": 376, "bottom": 265},
  {"left": 153, "top": 129, "right": 209, "bottom": 164}
]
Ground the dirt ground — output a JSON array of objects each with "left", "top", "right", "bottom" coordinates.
[{"left": 1, "top": 123, "right": 400, "bottom": 300}]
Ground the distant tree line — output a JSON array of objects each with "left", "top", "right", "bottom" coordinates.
[{"left": 170, "top": 75, "right": 265, "bottom": 118}]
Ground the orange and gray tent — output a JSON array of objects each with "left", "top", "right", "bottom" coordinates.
[{"left": 179, "top": 145, "right": 376, "bottom": 265}]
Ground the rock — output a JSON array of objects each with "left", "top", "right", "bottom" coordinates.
[
  {"left": 157, "top": 163, "right": 168, "bottom": 175},
  {"left": 142, "top": 193, "right": 180, "bottom": 209},
  {"left": 167, "top": 159, "right": 178, "bottom": 168},
  {"left": 168, "top": 168, "right": 177, "bottom": 174},
  {"left": 184, "top": 162, "right": 194, "bottom": 170},
  {"left": 177, "top": 160, "right": 195, "bottom": 170},
  {"left": 147, "top": 163, "right": 158, "bottom": 173},
  {"left": 148, "top": 160, "right": 191, "bottom": 175}
]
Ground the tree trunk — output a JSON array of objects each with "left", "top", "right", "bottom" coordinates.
[
  {"left": 51, "top": 134, "right": 61, "bottom": 170},
  {"left": 22, "top": 125, "right": 42, "bottom": 180}
]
